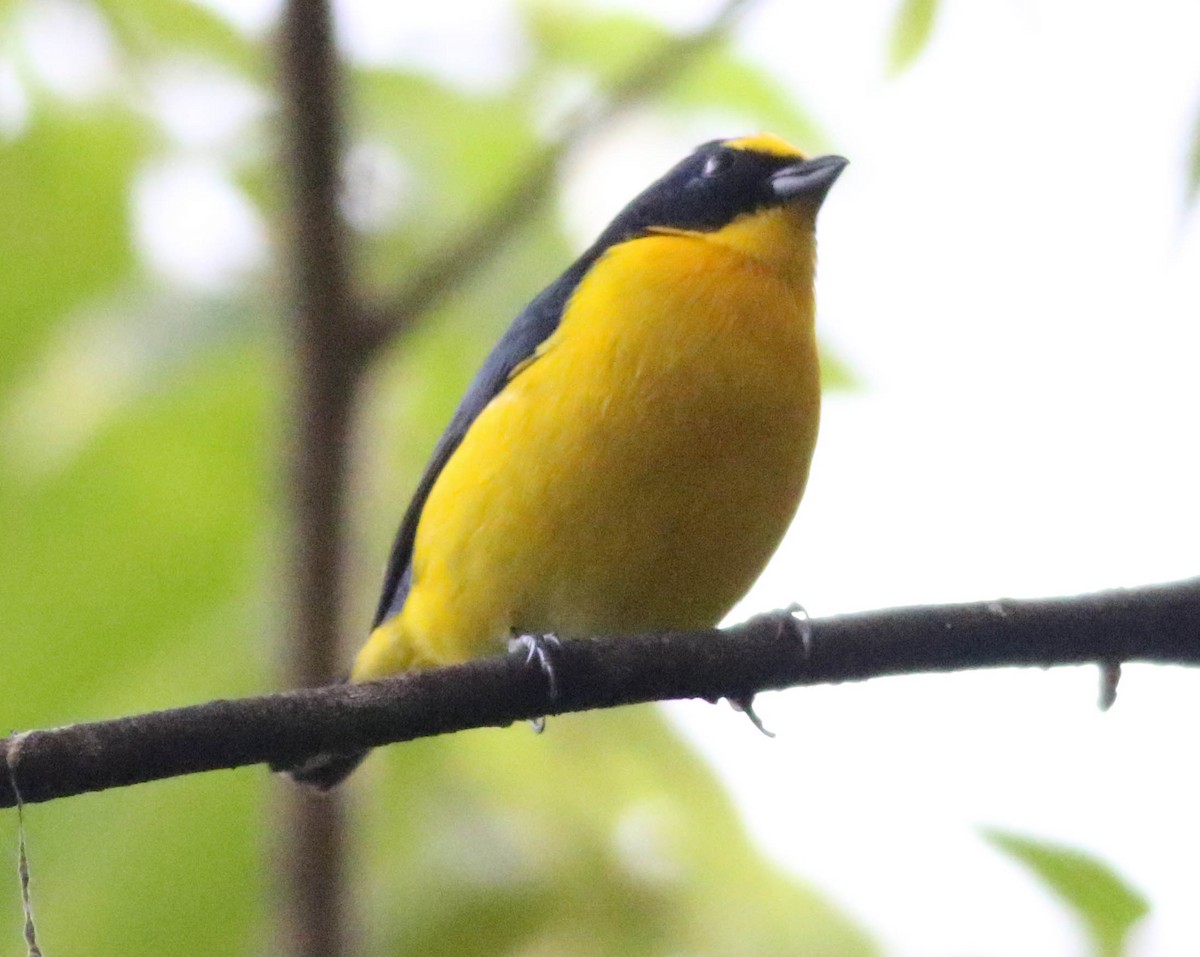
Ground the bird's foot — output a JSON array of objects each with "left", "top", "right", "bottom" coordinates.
[
  {"left": 722, "top": 603, "right": 812, "bottom": 738},
  {"left": 781, "top": 602, "right": 813, "bottom": 657},
  {"left": 508, "top": 632, "right": 563, "bottom": 733},
  {"left": 508, "top": 632, "right": 563, "bottom": 697},
  {"left": 742, "top": 602, "right": 813, "bottom": 656}
]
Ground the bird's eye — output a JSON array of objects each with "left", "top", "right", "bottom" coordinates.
[{"left": 701, "top": 151, "right": 734, "bottom": 178}]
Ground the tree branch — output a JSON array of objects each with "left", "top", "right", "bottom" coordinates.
[
  {"left": 354, "top": 0, "right": 757, "bottom": 358},
  {"left": 4, "top": 577, "right": 1198, "bottom": 809},
  {"left": 279, "top": 1, "right": 354, "bottom": 954}
]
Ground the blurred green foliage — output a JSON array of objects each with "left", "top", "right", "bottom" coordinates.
[
  {"left": 0, "top": 0, "right": 873, "bottom": 954},
  {"left": 886, "top": 0, "right": 939, "bottom": 76},
  {"left": 984, "top": 828, "right": 1149, "bottom": 957},
  {"left": 0, "top": 109, "right": 144, "bottom": 384}
]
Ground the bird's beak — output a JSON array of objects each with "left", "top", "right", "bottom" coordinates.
[{"left": 769, "top": 155, "right": 849, "bottom": 204}]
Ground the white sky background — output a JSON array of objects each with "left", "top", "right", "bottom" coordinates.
[
  {"left": 655, "top": 2, "right": 1200, "bottom": 955},
  {"left": 42, "top": 0, "right": 1196, "bottom": 952}
]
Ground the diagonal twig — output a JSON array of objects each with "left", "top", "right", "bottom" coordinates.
[{"left": 354, "top": 0, "right": 758, "bottom": 358}]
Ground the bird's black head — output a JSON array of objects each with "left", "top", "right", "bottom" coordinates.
[{"left": 594, "top": 133, "right": 848, "bottom": 249}]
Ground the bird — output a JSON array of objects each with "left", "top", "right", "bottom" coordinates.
[{"left": 287, "top": 133, "right": 846, "bottom": 787}]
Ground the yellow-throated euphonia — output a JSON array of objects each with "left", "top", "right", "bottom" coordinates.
[{"left": 291, "top": 133, "right": 846, "bottom": 786}]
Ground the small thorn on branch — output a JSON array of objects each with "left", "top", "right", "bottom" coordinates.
[{"left": 1098, "top": 660, "right": 1122, "bottom": 711}]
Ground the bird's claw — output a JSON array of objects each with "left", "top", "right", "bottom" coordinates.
[
  {"left": 509, "top": 632, "right": 563, "bottom": 697},
  {"left": 722, "top": 603, "right": 812, "bottom": 738},
  {"left": 509, "top": 632, "right": 563, "bottom": 732},
  {"left": 782, "top": 602, "right": 813, "bottom": 658}
]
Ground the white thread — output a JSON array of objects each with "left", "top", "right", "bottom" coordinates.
[{"left": 6, "top": 733, "right": 42, "bottom": 957}]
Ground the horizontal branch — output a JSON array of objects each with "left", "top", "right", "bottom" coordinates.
[{"left": 4, "top": 577, "right": 1199, "bottom": 808}]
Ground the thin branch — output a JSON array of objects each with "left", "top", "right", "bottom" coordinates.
[
  {"left": 4, "top": 577, "right": 1198, "bottom": 810},
  {"left": 282, "top": 2, "right": 355, "bottom": 689},
  {"left": 279, "top": 0, "right": 354, "bottom": 954},
  {"left": 354, "top": 0, "right": 758, "bottom": 358}
]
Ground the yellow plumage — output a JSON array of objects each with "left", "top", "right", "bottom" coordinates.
[
  {"left": 290, "top": 133, "right": 845, "bottom": 786},
  {"left": 355, "top": 214, "right": 820, "bottom": 676}
]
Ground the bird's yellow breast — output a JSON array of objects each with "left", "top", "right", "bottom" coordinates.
[{"left": 352, "top": 212, "right": 822, "bottom": 679}]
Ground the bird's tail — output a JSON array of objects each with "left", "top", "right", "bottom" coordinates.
[
  {"left": 281, "top": 748, "right": 370, "bottom": 790},
  {"left": 269, "top": 671, "right": 370, "bottom": 789},
  {"left": 275, "top": 619, "right": 413, "bottom": 788}
]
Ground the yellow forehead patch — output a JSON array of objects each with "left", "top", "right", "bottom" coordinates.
[{"left": 723, "top": 132, "right": 806, "bottom": 159}]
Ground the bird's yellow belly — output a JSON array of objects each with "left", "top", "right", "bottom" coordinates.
[{"left": 355, "top": 234, "right": 820, "bottom": 677}]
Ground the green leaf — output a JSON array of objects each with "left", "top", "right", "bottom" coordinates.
[
  {"left": 887, "top": 0, "right": 939, "bottom": 76},
  {"left": 983, "top": 828, "right": 1149, "bottom": 957}
]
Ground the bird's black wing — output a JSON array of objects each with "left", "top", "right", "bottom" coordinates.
[{"left": 370, "top": 253, "right": 600, "bottom": 628}]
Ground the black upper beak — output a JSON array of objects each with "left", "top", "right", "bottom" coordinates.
[{"left": 769, "top": 154, "right": 849, "bottom": 204}]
